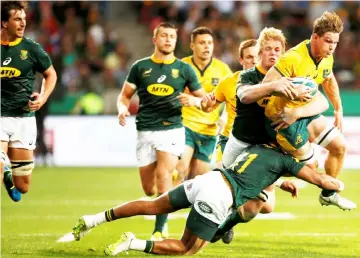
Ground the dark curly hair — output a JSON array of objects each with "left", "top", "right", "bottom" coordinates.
[{"left": 1, "top": 1, "right": 28, "bottom": 28}]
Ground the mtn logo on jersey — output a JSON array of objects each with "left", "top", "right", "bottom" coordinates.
[
  {"left": 147, "top": 84, "right": 174, "bottom": 96},
  {"left": 0, "top": 67, "right": 21, "bottom": 78},
  {"left": 257, "top": 96, "right": 271, "bottom": 107}
]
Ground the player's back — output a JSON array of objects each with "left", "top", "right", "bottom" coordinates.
[
  {"left": 214, "top": 71, "right": 239, "bottom": 137},
  {"left": 221, "top": 144, "right": 304, "bottom": 208},
  {"left": 181, "top": 56, "right": 232, "bottom": 136},
  {"left": 232, "top": 66, "right": 271, "bottom": 144}
]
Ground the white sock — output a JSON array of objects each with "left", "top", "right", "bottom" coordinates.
[
  {"left": 129, "top": 238, "right": 147, "bottom": 251},
  {"left": 89, "top": 212, "right": 107, "bottom": 227}
]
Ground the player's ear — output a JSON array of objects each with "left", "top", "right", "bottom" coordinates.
[
  {"left": 152, "top": 36, "right": 156, "bottom": 45},
  {"left": 1, "top": 21, "right": 7, "bottom": 29},
  {"left": 190, "top": 42, "right": 195, "bottom": 51}
]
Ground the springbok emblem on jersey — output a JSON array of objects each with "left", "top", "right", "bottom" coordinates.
[
  {"left": 20, "top": 50, "right": 28, "bottom": 60},
  {"left": 171, "top": 69, "right": 179, "bottom": 78}
]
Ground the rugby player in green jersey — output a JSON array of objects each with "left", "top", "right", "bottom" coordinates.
[
  {"left": 114, "top": 22, "right": 207, "bottom": 241},
  {"left": 71, "top": 144, "right": 344, "bottom": 256},
  {"left": 1, "top": 1, "right": 57, "bottom": 202}
]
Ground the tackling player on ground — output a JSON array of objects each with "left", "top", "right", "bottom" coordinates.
[{"left": 71, "top": 144, "right": 344, "bottom": 256}]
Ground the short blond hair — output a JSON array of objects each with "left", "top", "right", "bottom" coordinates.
[
  {"left": 313, "top": 11, "right": 343, "bottom": 36},
  {"left": 153, "top": 22, "right": 177, "bottom": 37},
  {"left": 257, "top": 27, "right": 286, "bottom": 54}
]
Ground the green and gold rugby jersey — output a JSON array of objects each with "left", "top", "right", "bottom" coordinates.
[
  {"left": 127, "top": 55, "right": 201, "bottom": 131},
  {"left": 1, "top": 37, "right": 52, "bottom": 117},
  {"left": 232, "top": 65, "right": 272, "bottom": 144},
  {"left": 220, "top": 144, "right": 304, "bottom": 208}
]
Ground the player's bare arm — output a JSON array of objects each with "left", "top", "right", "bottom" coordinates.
[
  {"left": 296, "top": 166, "right": 344, "bottom": 192},
  {"left": 271, "top": 91, "right": 330, "bottom": 130},
  {"left": 28, "top": 65, "right": 57, "bottom": 111},
  {"left": 117, "top": 81, "right": 136, "bottom": 126},
  {"left": 238, "top": 68, "right": 297, "bottom": 104},
  {"left": 322, "top": 73, "right": 343, "bottom": 131}
]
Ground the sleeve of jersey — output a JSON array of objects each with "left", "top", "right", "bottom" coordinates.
[
  {"left": 274, "top": 51, "right": 301, "bottom": 77},
  {"left": 214, "top": 79, "right": 226, "bottom": 102},
  {"left": 238, "top": 70, "right": 255, "bottom": 86},
  {"left": 125, "top": 62, "right": 139, "bottom": 89},
  {"left": 185, "top": 64, "right": 202, "bottom": 92},
  {"left": 223, "top": 64, "right": 233, "bottom": 76},
  {"left": 34, "top": 44, "right": 52, "bottom": 73},
  {"left": 282, "top": 154, "right": 306, "bottom": 176}
]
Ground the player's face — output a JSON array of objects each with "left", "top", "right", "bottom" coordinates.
[
  {"left": 259, "top": 39, "right": 282, "bottom": 70},
  {"left": 4, "top": 9, "right": 26, "bottom": 38},
  {"left": 191, "top": 34, "right": 214, "bottom": 61},
  {"left": 153, "top": 27, "right": 177, "bottom": 55},
  {"left": 314, "top": 32, "right": 339, "bottom": 58},
  {"left": 239, "top": 46, "right": 257, "bottom": 70}
]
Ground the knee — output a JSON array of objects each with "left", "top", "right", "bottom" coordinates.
[
  {"left": 143, "top": 186, "right": 156, "bottom": 196},
  {"left": 260, "top": 203, "right": 274, "bottom": 214},
  {"left": 14, "top": 182, "right": 30, "bottom": 193},
  {"left": 329, "top": 138, "right": 347, "bottom": 156}
]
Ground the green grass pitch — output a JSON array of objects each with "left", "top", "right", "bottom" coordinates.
[{"left": 1, "top": 167, "right": 360, "bottom": 257}]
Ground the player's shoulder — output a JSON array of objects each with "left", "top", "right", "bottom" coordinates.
[
  {"left": 240, "top": 67, "right": 257, "bottom": 78},
  {"left": 181, "top": 56, "right": 192, "bottom": 64},
  {"left": 212, "top": 57, "right": 230, "bottom": 68},
  {"left": 134, "top": 56, "right": 152, "bottom": 64},
  {"left": 217, "top": 71, "right": 239, "bottom": 91},
  {"left": 282, "top": 40, "right": 308, "bottom": 61},
  {"left": 21, "top": 37, "right": 43, "bottom": 49}
]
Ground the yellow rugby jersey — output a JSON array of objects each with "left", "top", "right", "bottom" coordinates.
[
  {"left": 266, "top": 39, "right": 334, "bottom": 120},
  {"left": 214, "top": 71, "right": 240, "bottom": 137},
  {"left": 181, "top": 56, "right": 232, "bottom": 136}
]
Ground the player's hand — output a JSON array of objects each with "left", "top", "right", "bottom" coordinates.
[
  {"left": 118, "top": 106, "right": 130, "bottom": 126},
  {"left": 28, "top": 92, "right": 45, "bottom": 111},
  {"left": 272, "top": 77, "right": 298, "bottom": 100},
  {"left": 279, "top": 180, "right": 298, "bottom": 198},
  {"left": 334, "top": 110, "right": 343, "bottom": 132},
  {"left": 177, "top": 92, "right": 197, "bottom": 107},
  {"left": 201, "top": 92, "right": 216, "bottom": 108},
  {"left": 295, "top": 89, "right": 314, "bottom": 102},
  {"left": 271, "top": 107, "right": 299, "bottom": 131},
  {"left": 216, "top": 117, "right": 225, "bottom": 135}
]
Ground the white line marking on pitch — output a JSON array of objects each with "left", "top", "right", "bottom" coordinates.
[{"left": 144, "top": 212, "right": 296, "bottom": 220}]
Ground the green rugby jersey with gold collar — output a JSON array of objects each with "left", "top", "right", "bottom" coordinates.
[
  {"left": 1, "top": 37, "right": 52, "bottom": 117},
  {"left": 127, "top": 54, "right": 201, "bottom": 131}
]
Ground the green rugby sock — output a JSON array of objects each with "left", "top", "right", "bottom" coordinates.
[
  {"left": 153, "top": 214, "right": 168, "bottom": 234},
  {"left": 3, "top": 170, "right": 14, "bottom": 189},
  {"left": 321, "top": 189, "right": 336, "bottom": 197}
]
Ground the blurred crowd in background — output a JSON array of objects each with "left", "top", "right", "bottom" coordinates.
[{"left": 27, "top": 1, "right": 360, "bottom": 116}]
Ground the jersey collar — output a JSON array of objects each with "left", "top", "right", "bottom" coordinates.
[
  {"left": 256, "top": 65, "right": 267, "bottom": 75},
  {"left": 1, "top": 37, "right": 22, "bottom": 46},
  {"left": 191, "top": 56, "right": 213, "bottom": 76},
  {"left": 151, "top": 54, "right": 176, "bottom": 65},
  {"left": 306, "top": 41, "right": 322, "bottom": 67}
]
